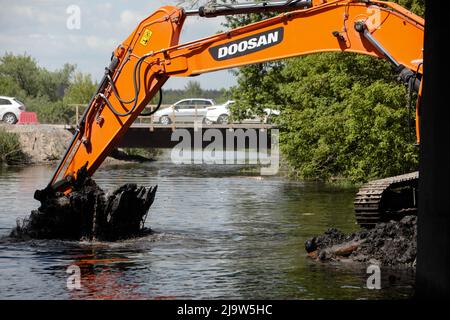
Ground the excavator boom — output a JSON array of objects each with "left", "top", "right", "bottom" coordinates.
[{"left": 47, "top": 0, "right": 424, "bottom": 195}]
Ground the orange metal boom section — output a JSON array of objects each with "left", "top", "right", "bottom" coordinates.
[{"left": 50, "top": 0, "right": 424, "bottom": 191}]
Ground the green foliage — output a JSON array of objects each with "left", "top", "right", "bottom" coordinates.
[
  {"left": 0, "top": 53, "right": 81, "bottom": 123},
  {"left": 278, "top": 53, "right": 418, "bottom": 182},
  {"left": 24, "top": 96, "right": 75, "bottom": 124},
  {"left": 63, "top": 72, "right": 97, "bottom": 104},
  {"left": 395, "top": 0, "right": 425, "bottom": 16},
  {"left": 0, "top": 53, "right": 98, "bottom": 124},
  {"left": 184, "top": 80, "right": 203, "bottom": 97},
  {"left": 224, "top": 0, "right": 424, "bottom": 183},
  {"left": 0, "top": 53, "right": 75, "bottom": 101},
  {"left": 0, "top": 53, "right": 42, "bottom": 98},
  {"left": 122, "top": 148, "right": 162, "bottom": 160},
  {"left": 0, "top": 52, "right": 231, "bottom": 124},
  {"left": 0, "top": 129, "right": 26, "bottom": 165}
]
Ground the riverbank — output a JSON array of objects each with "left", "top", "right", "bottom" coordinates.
[
  {"left": 1, "top": 124, "right": 72, "bottom": 164},
  {"left": 0, "top": 124, "right": 154, "bottom": 166},
  {"left": 305, "top": 216, "right": 417, "bottom": 268},
  {"left": 0, "top": 127, "right": 26, "bottom": 164}
]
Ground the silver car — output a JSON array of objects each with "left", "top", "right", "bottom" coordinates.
[
  {"left": 153, "top": 98, "right": 215, "bottom": 125},
  {"left": 0, "top": 96, "right": 26, "bottom": 124}
]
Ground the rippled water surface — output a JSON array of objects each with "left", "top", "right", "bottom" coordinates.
[{"left": 0, "top": 160, "right": 414, "bottom": 299}]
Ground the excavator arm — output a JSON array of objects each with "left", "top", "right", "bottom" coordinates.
[{"left": 46, "top": 0, "right": 424, "bottom": 193}]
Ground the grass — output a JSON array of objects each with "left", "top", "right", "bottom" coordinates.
[
  {"left": 123, "top": 148, "right": 162, "bottom": 161},
  {"left": 0, "top": 128, "right": 26, "bottom": 165}
]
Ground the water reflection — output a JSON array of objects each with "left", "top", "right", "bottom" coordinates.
[{"left": 0, "top": 161, "right": 414, "bottom": 299}]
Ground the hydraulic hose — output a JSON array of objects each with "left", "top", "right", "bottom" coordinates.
[{"left": 140, "top": 89, "right": 163, "bottom": 116}]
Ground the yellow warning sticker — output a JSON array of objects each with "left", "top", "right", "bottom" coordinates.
[{"left": 140, "top": 29, "right": 153, "bottom": 46}]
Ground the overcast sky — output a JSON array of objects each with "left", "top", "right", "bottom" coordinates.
[{"left": 0, "top": 0, "right": 237, "bottom": 90}]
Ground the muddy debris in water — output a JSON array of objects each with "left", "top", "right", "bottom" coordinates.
[
  {"left": 10, "top": 168, "right": 157, "bottom": 241},
  {"left": 305, "top": 216, "right": 417, "bottom": 268}
]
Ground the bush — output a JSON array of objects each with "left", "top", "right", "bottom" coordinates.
[
  {"left": 224, "top": 0, "right": 424, "bottom": 183},
  {"left": 0, "top": 129, "right": 26, "bottom": 165},
  {"left": 275, "top": 54, "right": 419, "bottom": 183},
  {"left": 0, "top": 53, "right": 87, "bottom": 125},
  {"left": 24, "top": 96, "right": 76, "bottom": 124}
]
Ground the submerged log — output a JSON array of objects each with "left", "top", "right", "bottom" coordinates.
[
  {"left": 331, "top": 241, "right": 362, "bottom": 257},
  {"left": 305, "top": 216, "right": 417, "bottom": 267},
  {"left": 10, "top": 169, "right": 157, "bottom": 241}
]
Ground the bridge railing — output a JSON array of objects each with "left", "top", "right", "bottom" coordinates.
[
  {"left": 70, "top": 103, "right": 171, "bottom": 124},
  {"left": 69, "top": 104, "right": 210, "bottom": 131},
  {"left": 68, "top": 104, "right": 276, "bottom": 131}
]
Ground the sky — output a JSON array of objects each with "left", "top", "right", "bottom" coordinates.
[{"left": 0, "top": 0, "right": 237, "bottom": 90}]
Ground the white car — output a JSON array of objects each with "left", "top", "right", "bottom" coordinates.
[
  {"left": 152, "top": 98, "right": 215, "bottom": 125},
  {"left": 204, "top": 100, "right": 280, "bottom": 124},
  {"left": 0, "top": 96, "right": 26, "bottom": 124},
  {"left": 204, "top": 100, "right": 235, "bottom": 125}
]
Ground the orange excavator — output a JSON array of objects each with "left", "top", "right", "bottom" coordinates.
[{"left": 38, "top": 0, "right": 424, "bottom": 228}]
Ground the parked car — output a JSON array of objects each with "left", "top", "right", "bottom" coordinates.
[
  {"left": 261, "top": 108, "right": 281, "bottom": 123},
  {"left": 204, "top": 100, "right": 235, "bottom": 125},
  {"left": 204, "top": 100, "right": 280, "bottom": 124},
  {"left": 152, "top": 98, "right": 215, "bottom": 125},
  {"left": 0, "top": 96, "right": 26, "bottom": 124}
]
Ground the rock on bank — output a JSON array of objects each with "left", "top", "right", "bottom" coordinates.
[
  {"left": 305, "top": 216, "right": 417, "bottom": 268},
  {"left": 1, "top": 124, "right": 72, "bottom": 163}
]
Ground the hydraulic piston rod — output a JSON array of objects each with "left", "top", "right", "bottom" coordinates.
[
  {"left": 355, "top": 21, "right": 421, "bottom": 91},
  {"left": 184, "top": 0, "right": 312, "bottom": 17}
]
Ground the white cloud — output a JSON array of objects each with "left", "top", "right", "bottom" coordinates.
[
  {"left": 119, "top": 10, "right": 144, "bottom": 30},
  {"left": 0, "top": 0, "right": 237, "bottom": 90},
  {"left": 85, "top": 35, "right": 118, "bottom": 51},
  {"left": 9, "top": 5, "right": 34, "bottom": 18}
]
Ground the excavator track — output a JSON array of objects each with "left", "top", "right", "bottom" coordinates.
[{"left": 354, "top": 172, "right": 419, "bottom": 228}]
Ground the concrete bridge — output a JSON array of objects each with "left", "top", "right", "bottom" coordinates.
[
  {"left": 70, "top": 104, "right": 277, "bottom": 149},
  {"left": 119, "top": 122, "right": 277, "bottom": 149}
]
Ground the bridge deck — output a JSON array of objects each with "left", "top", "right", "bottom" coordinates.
[
  {"left": 62, "top": 122, "right": 277, "bottom": 149},
  {"left": 130, "top": 123, "right": 276, "bottom": 130}
]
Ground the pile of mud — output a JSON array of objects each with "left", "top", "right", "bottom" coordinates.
[
  {"left": 10, "top": 173, "right": 157, "bottom": 241},
  {"left": 305, "top": 216, "right": 417, "bottom": 268}
]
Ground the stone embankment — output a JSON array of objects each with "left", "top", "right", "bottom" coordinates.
[
  {"left": 1, "top": 124, "right": 153, "bottom": 165},
  {"left": 1, "top": 124, "right": 72, "bottom": 164}
]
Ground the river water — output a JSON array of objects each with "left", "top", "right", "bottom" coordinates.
[{"left": 0, "top": 159, "right": 414, "bottom": 299}]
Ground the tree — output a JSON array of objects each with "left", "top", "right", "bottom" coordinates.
[
  {"left": 0, "top": 53, "right": 41, "bottom": 97},
  {"left": 184, "top": 80, "right": 203, "bottom": 97},
  {"left": 39, "top": 63, "right": 75, "bottom": 101},
  {"left": 277, "top": 53, "right": 418, "bottom": 182},
  {"left": 0, "top": 53, "right": 75, "bottom": 101},
  {"left": 64, "top": 73, "right": 97, "bottom": 104},
  {"left": 0, "top": 52, "right": 84, "bottom": 124},
  {"left": 223, "top": 0, "right": 425, "bottom": 183}
]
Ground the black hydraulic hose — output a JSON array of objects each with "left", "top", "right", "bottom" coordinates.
[
  {"left": 406, "top": 62, "right": 422, "bottom": 140},
  {"left": 397, "top": 65, "right": 421, "bottom": 92},
  {"left": 48, "top": 51, "right": 157, "bottom": 188},
  {"left": 99, "top": 53, "right": 153, "bottom": 117},
  {"left": 355, "top": 21, "right": 422, "bottom": 91},
  {"left": 140, "top": 89, "right": 163, "bottom": 116}
]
